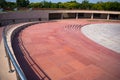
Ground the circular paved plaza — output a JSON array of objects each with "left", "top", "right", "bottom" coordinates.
[{"left": 12, "top": 19, "right": 120, "bottom": 80}]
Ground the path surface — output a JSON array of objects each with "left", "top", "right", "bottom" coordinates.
[
  {"left": 0, "top": 27, "right": 3, "bottom": 42},
  {"left": 12, "top": 20, "right": 120, "bottom": 80},
  {"left": 0, "top": 27, "right": 16, "bottom": 80},
  {"left": 0, "top": 39, "right": 16, "bottom": 80}
]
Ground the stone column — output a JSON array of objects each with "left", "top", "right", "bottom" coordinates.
[
  {"left": 61, "top": 13, "right": 63, "bottom": 19},
  {"left": 107, "top": 14, "right": 110, "bottom": 20},
  {"left": 76, "top": 13, "right": 78, "bottom": 19},
  {"left": 118, "top": 15, "right": 120, "bottom": 20},
  {"left": 91, "top": 13, "right": 94, "bottom": 19}
]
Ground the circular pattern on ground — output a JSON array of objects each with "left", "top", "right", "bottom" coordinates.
[{"left": 81, "top": 23, "right": 120, "bottom": 53}]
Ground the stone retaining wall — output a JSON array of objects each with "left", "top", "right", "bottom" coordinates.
[{"left": 0, "top": 10, "right": 120, "bottom": 26}]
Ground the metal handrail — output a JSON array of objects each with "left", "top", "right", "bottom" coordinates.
[
  {"left": 2, "top": 25, "right": 27, "bottom": 80},
  {"left": 2, "top": 21, "right": 51, "bottom": 80}
]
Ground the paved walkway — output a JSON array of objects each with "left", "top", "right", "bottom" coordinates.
[
  {"left": 0, "top": 27, "right": 16, "bottom": 80},
  {"left": 12, "top": 20, "right": 120, "bottom": 80},
  {"left": 0, "top": 40, "right": 16, "bottom": 80},
  {"left": 0, "top": 27, "right": 3, "bottom": 41}
]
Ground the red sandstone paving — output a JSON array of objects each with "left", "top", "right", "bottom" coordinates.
[{"left": 13, "top": 19, "right": 120, "bottom": 80}]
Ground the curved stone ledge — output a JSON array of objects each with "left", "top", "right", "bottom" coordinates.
[{"left": 3, "top": 21, "right": 41, "bottom": 79}]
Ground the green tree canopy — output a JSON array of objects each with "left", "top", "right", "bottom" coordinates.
[
  {"left": 16, "top": 0, "right": 30, "bottom": 7},
  {"left": 81, "top": 0, "right": 91, "bottom": 9},
  {"left": 6, "top": 2, "right": 17, "bottom": 9},
  {"left": 58, "top": 1, "right": 79, "bottom": 9},
  {"left": 50, "top": 3, "right": 58, "bottom": 8},
  {"left": 0, "top": 0, "right": 7, "bottom": 8},
  {"left": 92, "top": 2, "right": 104, "bottom": 10},
  {"left": 28, "top": 2, "right": 42, "bottom": 8},
  {"left": 1, "top": 0, "right": 120, "bottom": 11}
]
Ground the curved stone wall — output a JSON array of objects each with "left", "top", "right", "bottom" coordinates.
[{"left": 2, "top": 21, "right": 40, "bottom": 79}]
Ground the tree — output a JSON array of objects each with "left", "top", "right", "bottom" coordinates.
[
  {"left": 12, "top": 0, "right": 120, "bottom": 11},
  {"left": 16, "top": 0, "right": 30, "bottom": 7},
  {"left": 111, "top": 1, "right": 120, "bottom": 11},
  {"left": 102, "top": 2, "right": 111, "bottom": 10},
  {"left": 92, "top": 2, "right": 104, "bottom": 10},
  {"left": 81, "top": 0, "right": 90, "bottom": 9},
  {"left": 0, "top": 0, "right": 7, "bottom": 8},
  {"left": 28, "top": 2, "right": 42, "bottom": 8},
  {"left": 57, "top": 2, "right": 62, "bottom": 8},
  {"left": 58, "top": 1, "right": 79, "bottom": 9},
  {"left": 103, "top": 1, "right": 120, "bottom": 11},
  {"left": 6, "top": 2, "right": 17, "bottom": 9},
  {"left": 50, "top": 3, "right": 58, "bottom": 8},
  {"left": 58, "top": 2, "right": 65, "bottom": 8}
]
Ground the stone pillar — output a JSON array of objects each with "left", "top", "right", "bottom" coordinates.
[
  {"left": 76, "top": 13, "right": 78, "bottom": 19},
  {"left": 118, "top": 15, "right": 120, "bottom": 20},
  {"left": 91, "top": 13, "right": 94, "bottom": 19},
  {"left": 61, "top": 13, "right": 63, "bottom": 19},
  {"left": 107, "top": 14, "right": 110, "bottom": 20}
]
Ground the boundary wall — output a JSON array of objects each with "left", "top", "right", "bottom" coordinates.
[{"left": 0, "top": 10, "right": 120, "bottom": 26}]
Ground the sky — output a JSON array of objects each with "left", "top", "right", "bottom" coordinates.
[{"left": 6, "top": 0, "right": 120, "bottom": 3}]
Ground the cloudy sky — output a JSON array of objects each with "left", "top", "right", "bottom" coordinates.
[{"left": 6, "top": 0, "right": 120, "bottom": 3}]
